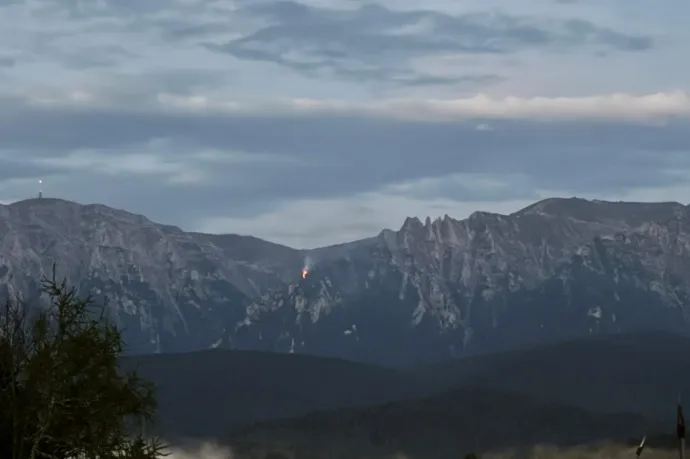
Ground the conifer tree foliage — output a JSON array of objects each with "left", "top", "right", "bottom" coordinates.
[{"left": 0, "top": 268, "right": 167, "bottom": 459}]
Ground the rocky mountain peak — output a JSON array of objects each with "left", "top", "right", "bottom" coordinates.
[
  {"left": 400, "top": 216, "right": 424, "bottom": 232},
  {"left": 0, "top": 198, "right": 306, "bottom": 354},
  {"left": 514, "top": 197, "right": 593, "bottom": 217},
  {"left": 235, "top": 197, "right": 690, "bottom": 364},
  {"left": 514, "top": 197, "right": 687, "bottom": 227}
]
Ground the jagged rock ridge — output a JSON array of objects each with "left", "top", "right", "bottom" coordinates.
[
  {"left": 2, "top": 197, "right": 690, "bottom": 364},
  {"left": 225, "top": 198, "right": 690, "bottom": 365}
]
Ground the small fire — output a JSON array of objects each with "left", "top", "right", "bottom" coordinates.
[{"left": 301, "top": 269, "right": 308, "bottom": 279}]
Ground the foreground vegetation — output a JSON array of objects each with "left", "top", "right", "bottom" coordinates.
[{"left": 0, "top": 269, "right": 165, "bottom": 458}]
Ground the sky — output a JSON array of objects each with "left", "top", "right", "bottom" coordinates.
[{"left": 1, "top": 0, "right": 690, "bottom": 248}]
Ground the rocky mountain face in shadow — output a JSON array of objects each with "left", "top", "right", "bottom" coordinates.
[
  {"left": 0, "top": 198, "right": 304, "bottom": 354},
  {"left": 3, "top": 197, "right": 690, "bottom": 364},
  {"left": 225, "top": 198, "right": 690, "bottom": 365}
]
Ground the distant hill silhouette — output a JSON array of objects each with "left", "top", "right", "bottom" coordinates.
[
  {"left": 121, "top": 331, "right": 690, "bottom": 441},
  {"left": 410, "top": 331, "right": 690, "bottom": 419},
  {"left": 120, "top": 349, "right": 427, "bottom": 438}
]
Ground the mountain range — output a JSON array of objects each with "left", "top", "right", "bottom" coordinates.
[{"left": 2, "top": 196, "right": 690, "bottom": 365}]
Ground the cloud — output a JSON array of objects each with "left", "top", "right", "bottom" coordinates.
[
  {"left": 34, "top": 149, "right": 206, "bottom": 185},
  {"left": 196, "top": 177, "right": 690, "bottom": 249},
  {"left": 2, "top": 90, "right": 690, "bottom": 247},
  {"left": 196, "top": 192, "right": 542, "bottom": 249},
  {"left": 1, "top": 0, "right": 689, "bottom": 247},
  {"left": 50, "top": 45, "right": 139, "bottom": 70},
  {"left": 205, "top": 1, "right": 652, "bottom": 86},
  {"left": 0, "top": 153, "right": 57, "bottom": 182},
  {"left": 154, "top": 91, "right": 690, "bottom": 122}
]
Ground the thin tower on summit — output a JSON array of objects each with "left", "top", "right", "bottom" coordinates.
[{"left": 38, "top": 179, "right": 43, "bottom": 199}]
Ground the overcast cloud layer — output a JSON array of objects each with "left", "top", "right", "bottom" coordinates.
[{"left": 1, "top": 0, "right": 690, "bottom": 248}]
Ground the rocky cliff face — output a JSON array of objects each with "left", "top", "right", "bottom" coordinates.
[
  {"left": 225, "top": 198, "right": 690, "bottom": 365},
  {"left": 0, "top": 198, "right": 304, "bottom": 354},
  {"left": 2, "top": 197, "right": 690, "bottom": 364}
]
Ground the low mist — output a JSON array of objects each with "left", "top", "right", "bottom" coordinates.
[
  {"left": 165, "top": 441, "right": 235, "bottom": 459},
  {"left": 485, "top": 443, "right": 677, "bottom": 459},
  {"left": 160, "top": 441, "right": 679, "bottom": 459}
]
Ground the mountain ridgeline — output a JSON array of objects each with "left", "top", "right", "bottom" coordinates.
[{"left": 1, "top": 197, "right": 690, "bottom": 365}]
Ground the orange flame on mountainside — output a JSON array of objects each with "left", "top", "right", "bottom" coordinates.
[{"left": 301, "top": 269, "right": 308, "bottom": 279}]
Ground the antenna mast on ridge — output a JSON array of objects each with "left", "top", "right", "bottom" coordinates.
[{"left": 38, "top": 179, "right": 43, "bottom": 199}]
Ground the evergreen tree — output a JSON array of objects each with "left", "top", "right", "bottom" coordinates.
[{"left": 0, "top": 268, "right": 166, "bottom": 459}]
